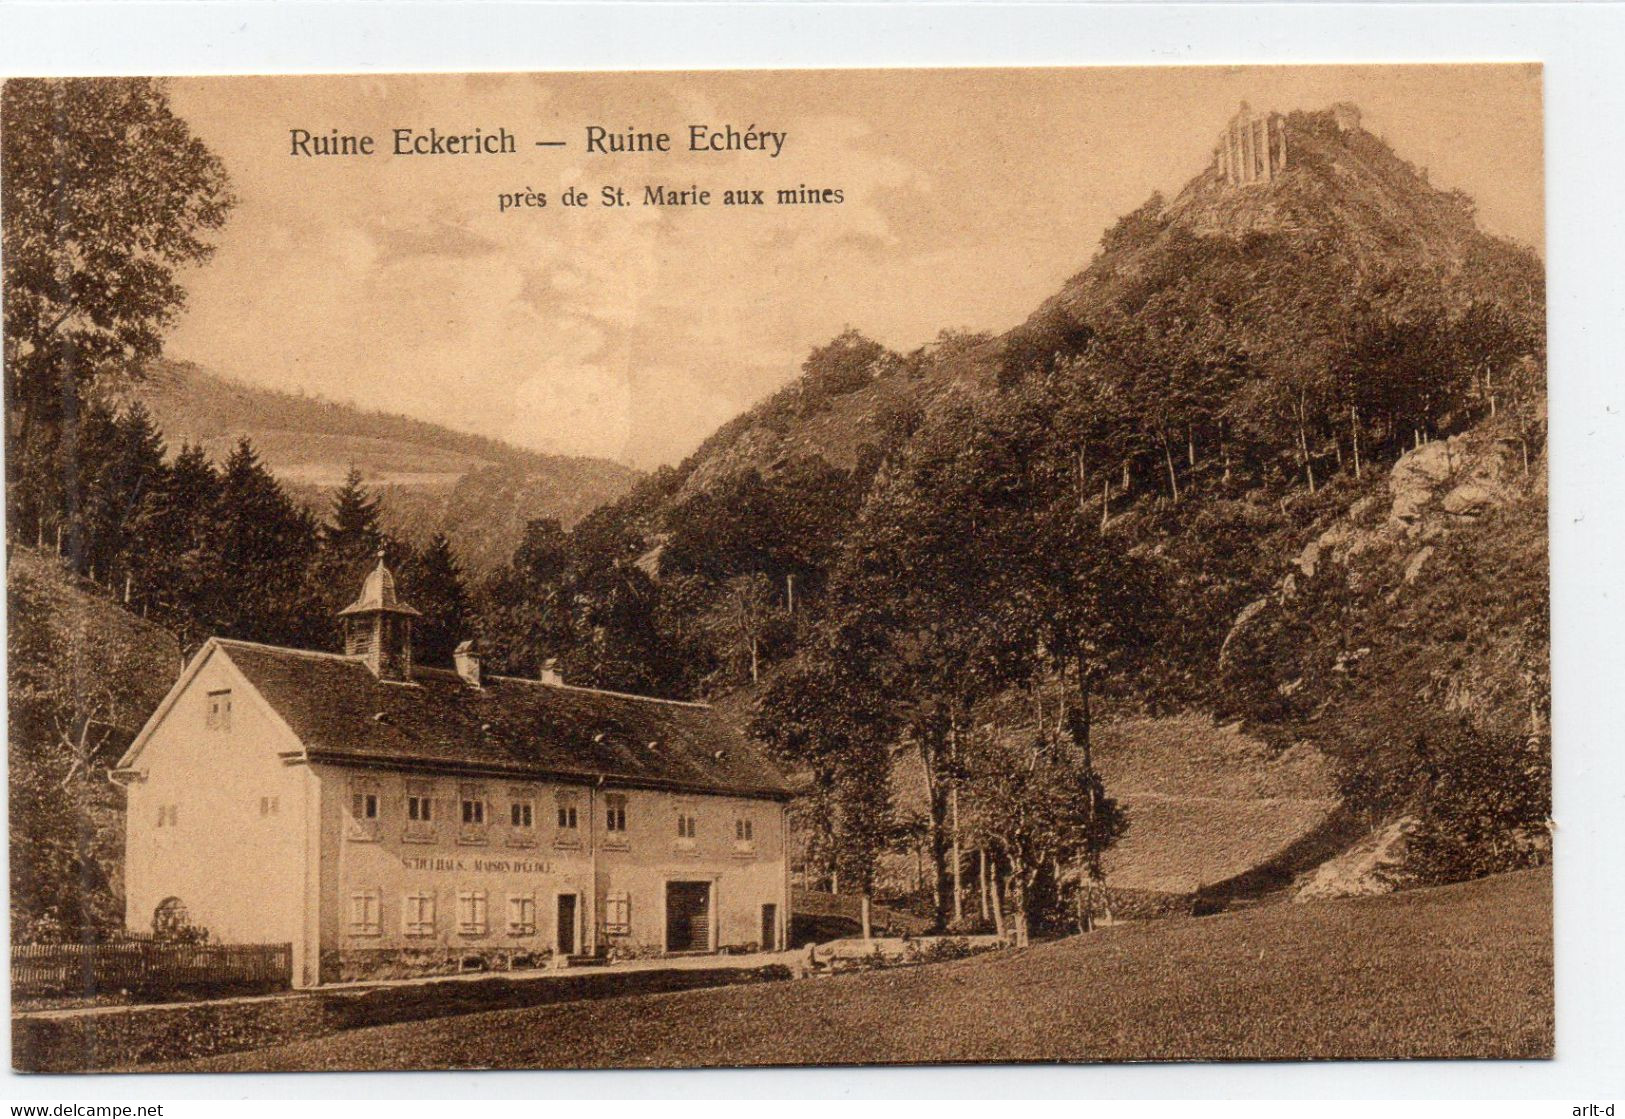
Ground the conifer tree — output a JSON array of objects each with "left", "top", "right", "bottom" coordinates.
[
  {"left": 129, "top": 443, "right": 219, "bottom": 644},
  {"left": 89, "top": 403, "right": 167, "bottom": 590},
  {"left": 404, "top": 532, "right": 470, "bottom": 668},
  {"left": 325, "top": 466, "right": 383, "bottom": 557},
  {"left": 211, "top": 438, "right": 320, "bottom": 646},
  {"left": 309, "top": 466, "right": 386, "bottom": 639}
]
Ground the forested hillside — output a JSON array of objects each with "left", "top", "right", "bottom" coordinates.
[
  {"left": 460, "top": 104, "right": 1547, "bottom": 932},
  {"left": 8, "top": 548, "right": 180, "bottom": 940}
]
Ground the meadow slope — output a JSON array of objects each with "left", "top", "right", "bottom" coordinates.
[{"left": 165, "top": 868, "right": 1551, "bottom": 1071}]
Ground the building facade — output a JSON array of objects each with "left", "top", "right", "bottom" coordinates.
[{"left": 114, "top": 557, "right": 793, "bottom": 986}]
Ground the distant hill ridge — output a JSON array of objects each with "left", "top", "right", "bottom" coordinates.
[{"left": 124, "top": 360, "right": 640, "bottom": 574}]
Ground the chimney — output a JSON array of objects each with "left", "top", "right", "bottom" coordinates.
[
  {"left": 540, "top": 657, "right": 563, "bottom": 686},
  {"left": 454, "top": 640, "right": 482, "bottom": 689}
]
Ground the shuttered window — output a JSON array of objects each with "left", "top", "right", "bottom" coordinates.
[
  {"left": 507, "top": 894, "right": 537, "bottom": 936},
  {"left": 404, "top": 891, "right": 436, "bottom": 937},
  {"left": 604, "top": 891, "right": 631, "bottom": 935},
  {"left": 349, "top": 889, "right": 382, "bottom": 936},
  {"left": 457, "top": 889, "right": 488, "bottom": 936}
]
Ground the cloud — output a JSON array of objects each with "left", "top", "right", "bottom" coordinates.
[{"left": 371, "top": 218, "right": 500, "bottom": 267}]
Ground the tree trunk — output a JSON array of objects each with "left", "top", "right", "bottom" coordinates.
[
  {"left": 1295, "top": 400, "right": 1317, "bottom": 494},
  {"left": 979, "top": 848, "right": 990, "bottom": 921},
  {"left": 1100, "top": 476, "right": 1111, "bottom": 530},
  {"left": 1161, "top": 434, "right": 1180, "bottom": 503},
  {"left": 950, "top": 784, "right": 964, "bottom": 925},
  {"left": 921, "top": 726, "right": 953, "bottom": 930},
  {"left": 990, "top": 858, "right": 1006, "bottom": 940},
  {"left": 1010, "top": 869, "right": 1030, "bottom": 948},
  {"left": 861, "top": 895, "right": 872, "bottom": 941},
  {"left": 1077, "top": 444, "right": 1087, "bottom": 512},
  {"left": 1351, "top": 405, "right": 1362, "bottom": 479}
]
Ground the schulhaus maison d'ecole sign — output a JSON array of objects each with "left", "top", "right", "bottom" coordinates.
[{"left": 112, "top": 556, "right": 794, "bottom": 987}]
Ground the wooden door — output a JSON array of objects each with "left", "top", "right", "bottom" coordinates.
[
  {"left": 556, "top": 893, "right": 577, "bottom": 956},
  {"left": 761, "top": 903, "right": 777, "bottom": 951},
  {"left": 665, "top": 881, "right": 711, "bottom": 952}
]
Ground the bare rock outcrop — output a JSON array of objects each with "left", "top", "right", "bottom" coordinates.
[
  {"left": 1220, "top": 428, "right": 1535, "bottom": 674},
  {"left": 1294, "top": 816, "right": 1416, "bottom": 901}
]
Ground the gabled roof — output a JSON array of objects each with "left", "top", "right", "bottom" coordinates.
[{"left": 208, "top": 639, "right": 792, "bottom": 799}]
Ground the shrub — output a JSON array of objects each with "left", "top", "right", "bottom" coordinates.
[{"left": 1399, "top": 723, "right": 1551, "bottom": 886}]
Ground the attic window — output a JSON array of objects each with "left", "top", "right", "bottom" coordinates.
[{"left": 206, "top": 690, "right": 232, "bottom": 732}]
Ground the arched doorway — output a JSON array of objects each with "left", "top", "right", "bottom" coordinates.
[{"left": 153, "top": 896, "right": 190, "bottom": 938}]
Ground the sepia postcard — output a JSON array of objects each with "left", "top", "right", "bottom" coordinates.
[{"left": 3, "top": 64, "right": 1550, "bottom": 1074}]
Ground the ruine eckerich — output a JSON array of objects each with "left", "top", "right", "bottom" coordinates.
[{"left": 288, "top": 124, "right": 788, "bottom": 158}]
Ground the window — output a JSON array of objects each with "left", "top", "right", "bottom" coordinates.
[
  {"left": 260, "top": 796, "right": 279, "bottom": 818},
  {"left": 404, "top": 782, "right": 436, "bottom": 843},
  {"left": 551, "top": 794, "right": 581, "bottom": 849},
  {"left": 349, "top": 889, "right": 382, "bottom": 936},
  {"left": 404, "top": 891, "right": 436, "bottom": 937},
  {"left": 458, "top": 784, "right": 489, "bottom": 844},
  {"left": 605, "top": 794, "right": 627, "bottom": 833},
  {"left": 349, "top": 779, "right": 382, "bottom": 841},
  {"left": 674, "top": 808, "right": 698, "bottom": 854},
  {"left": 733, "top": 816, "right": 757, "bottom": 858},
  {"left": 507, "top": 894, "right": 537, "bottom": 937},
  {"left": 505, "top": 790, "right": 538, "bottom": 848},
  {"left": 457, "top": 889, "right": 488, "bottom": 936},
  {"left": 155, "top": 804, "right": 178, "bottom": 828},
  {"left": 604, "top": 891, "right": 631, "bottom": 936},
  {"left": 206, "top": 690, "right": 232, "bottom": 732}
]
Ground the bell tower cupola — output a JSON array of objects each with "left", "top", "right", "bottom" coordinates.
[{"left": 337, "top": 550, "right": 421, "bottom": 680}]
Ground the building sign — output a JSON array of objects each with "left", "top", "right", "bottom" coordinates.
[{"left": 401, "top": 856, "right": 553, "bottom": 874}]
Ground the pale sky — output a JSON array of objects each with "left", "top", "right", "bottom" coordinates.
[{"left": 166, "top": 65, "right": 1543, "bottom": 469}]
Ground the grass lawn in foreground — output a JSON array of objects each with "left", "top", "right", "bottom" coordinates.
[{"left": 164, "top": 868, "right": 1551, "bottom": 1071}]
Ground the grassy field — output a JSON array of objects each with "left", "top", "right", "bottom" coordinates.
[{"left": 162, "top": 868, "right": 1551, "bottom": 1071}]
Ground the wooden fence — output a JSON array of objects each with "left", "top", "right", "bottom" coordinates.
[{"left": 12, "top": 941, "right": 292, "bottom": 999}]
